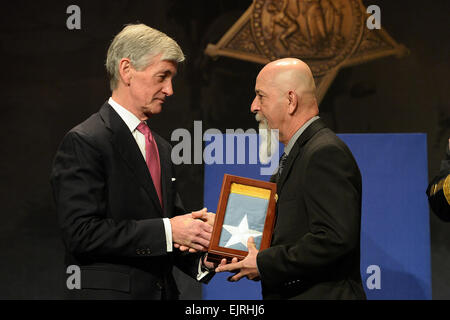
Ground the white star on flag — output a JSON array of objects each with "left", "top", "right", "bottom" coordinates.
[{"left": 222, "top": 214, "right": 262, "bottom": 248}]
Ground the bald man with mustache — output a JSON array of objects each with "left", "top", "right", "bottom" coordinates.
[{"left": 216, "top": 58, "right": 366, "bottom": 300}]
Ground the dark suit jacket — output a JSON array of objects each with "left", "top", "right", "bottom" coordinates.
[
  {"left": 257, "top": 119, "right": 366, "bottom": 300},
  {"left": 50, "top": 102, "right": 206, "bottom": 299}
]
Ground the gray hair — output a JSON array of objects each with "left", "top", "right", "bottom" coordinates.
[{"left": 105, "top": 24, "right": 185, "bottom": 90}]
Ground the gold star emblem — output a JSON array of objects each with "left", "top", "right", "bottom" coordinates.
[{"left": 205, "top": 0, "right": 408, "bottom": 102}]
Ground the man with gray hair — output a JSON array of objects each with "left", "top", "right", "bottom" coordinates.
[
  {"left": 216, "top": 58, "right": 366, "bottom": 300},
  {"left": 51, "top": 24, "right": 215, "bottom": 299}
]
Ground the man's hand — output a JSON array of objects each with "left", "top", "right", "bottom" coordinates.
[
  {"left": 170, "top": 209, "right": 213, "bottom": 252},
  {"left": 174, "top": 208, "right": 215, "bottom": 253},
  {"left": 192, "top": 208, "right": 215, "bottom": 227},
  {"left": 202, "top": 253, "right": 217, "bottom": 270},
  {"left": 215, "top": 237, "right": 260, "bottom": 282}
]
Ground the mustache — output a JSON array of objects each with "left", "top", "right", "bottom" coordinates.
[
  {"left": 256, "top": 113, "right": 269, "bottom": 132},
  {"left": 255, "top": 113, "right": 266, "bottom": 123},
  {"left": 256, "top": 113, "right": 272, "bottom": 163}
]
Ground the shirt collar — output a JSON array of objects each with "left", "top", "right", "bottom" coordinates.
[
  {"left": 284, "top": 116, "right": 320, "bottom": 155},
  {"left": 108, "top": 97, "right": 142, "bottom": 132}
]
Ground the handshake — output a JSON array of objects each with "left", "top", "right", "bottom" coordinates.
[
  {"left": 170, "top": 208, "right": 215, "bottom": 253},
  {"left": 170, "top": 208, "right": 260, "bottom": 280}
]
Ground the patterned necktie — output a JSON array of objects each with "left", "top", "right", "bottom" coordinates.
[
  {"left": 137, "top": 122, "right": 163, "bottom": 208},
  {"left": 276, "top": 152, "right": 288, "bottom": 183}
]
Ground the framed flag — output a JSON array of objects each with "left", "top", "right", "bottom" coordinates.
[{"left": 207, "top": 174, "right": 277, "bottom": 263}]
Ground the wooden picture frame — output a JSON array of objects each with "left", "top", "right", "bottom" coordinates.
[{"left": 207, "top": 174, "right": 277, "bottom": 263}]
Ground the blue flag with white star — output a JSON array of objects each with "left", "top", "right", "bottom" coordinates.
[{"left": 219, "top": 192, "right": 268, "bottom": 251}]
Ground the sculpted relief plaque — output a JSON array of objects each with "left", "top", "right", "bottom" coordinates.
[{"left": 205, "top": 0, "right": 408, "bottom": 102}]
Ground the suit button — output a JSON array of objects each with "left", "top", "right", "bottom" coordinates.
[{"left": 156, "top": 282, "right": 163, "bottom": 290}]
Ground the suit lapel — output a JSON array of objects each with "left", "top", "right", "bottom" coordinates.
[
  {"left": 99, "top": 103, "right": 163, "bottom": 216},
  {"left": 277, "top": 118, "right": 327, "bottom": 193},
  {"left": 153, "top": 132, "right": 171, "bottom": 218}
]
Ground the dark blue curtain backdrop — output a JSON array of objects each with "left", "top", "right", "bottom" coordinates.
[{"left": 203, "top": 133, "right": 431, "bottom": 299}]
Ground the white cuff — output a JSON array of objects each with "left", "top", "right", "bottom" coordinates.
[
  {"left": 196, "top": 257, "right": 210, "bottom": 281},
  {"left": 163, "top": 218, "right": 173, "bottom": 252}
]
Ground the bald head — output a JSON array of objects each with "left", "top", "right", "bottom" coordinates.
[
  {"left": 259, "top": 58, "right": 317, "bottom": 101},
  {"left": 251, "top": 58, "right": 319, "bottom": 144}
]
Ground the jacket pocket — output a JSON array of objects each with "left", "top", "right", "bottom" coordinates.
[{"left": 80, "top": 266, "right": 131, "bottom": 293}]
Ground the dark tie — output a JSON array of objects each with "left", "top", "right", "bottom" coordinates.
[
  {"left": 137, "top": 122, "right": 163, "bottom": 208},
  {"left": 276, "top": 152, "right": 288, "bottom": 183}
]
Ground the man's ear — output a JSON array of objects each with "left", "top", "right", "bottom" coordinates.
[
  {"left": 118, "top": 58, "right": 132, "bottom": 87},
  {"left": 287, "top": 90, "right": 298, "bottom": 115}
]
